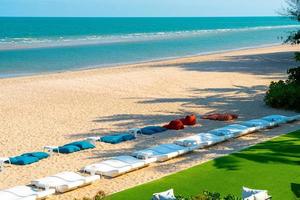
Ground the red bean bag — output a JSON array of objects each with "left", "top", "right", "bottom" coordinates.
[
  {"left": 201, "top": 113, "right": 238, "bottom": 121},
  {"left": 180, "top": 114, "right": 196, "bottom": 125},
  {"left": 163, "top": 119, "right": 184, "bottom": 130}
]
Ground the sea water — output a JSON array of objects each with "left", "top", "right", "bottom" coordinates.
[{"left": 0, "top": 17, "right": 299, "bottom": 78}]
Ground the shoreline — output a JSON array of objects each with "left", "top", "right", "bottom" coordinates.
[{"left": 0, "top": 43, "right": 284, "bottom": 80}]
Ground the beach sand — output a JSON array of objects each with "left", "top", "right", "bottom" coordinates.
[{"left": 0, "top": 45, "right": 300, "bottom": 199}]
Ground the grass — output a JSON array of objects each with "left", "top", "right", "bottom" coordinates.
[{"left": 106, "top": 130, "right": 300, "bottom": 200}]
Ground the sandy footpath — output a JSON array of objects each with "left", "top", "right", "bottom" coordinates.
[{"left": 0, "top": 45, "right": 300, "bottom": 199}]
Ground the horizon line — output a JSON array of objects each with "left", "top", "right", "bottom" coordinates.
[{"left": 0, "top": 15, "right": 283, "bottom": 18}]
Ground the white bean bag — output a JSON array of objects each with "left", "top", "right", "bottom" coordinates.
[
  {"left": 31, "top": 171, "right": 100, "bottom": 193},
  {"left": 0, "top": 185, "right": 55, "bottom": 200}
]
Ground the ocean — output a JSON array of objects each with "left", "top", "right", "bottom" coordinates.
[{"left": 0, "top": 17, "right": 299, "bottom": 78}]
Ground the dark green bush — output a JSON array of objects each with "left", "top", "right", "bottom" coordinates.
[
  {"left": 264, "top": 65, "right": 300, "bottom": 111},
  {"left": 295, "top": 52, "right": 300, "bottom": 62},
  {"left": 287, "top": 67, "right": 300, "bottom": 84}
]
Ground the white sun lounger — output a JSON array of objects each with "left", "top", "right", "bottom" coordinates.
[
  {"left": 83, "top": 155, "right": 155, "bottom": 177},
  {"left": 174, "top": 133, "right": 226, "bottom": 149},
  {"left": 31, "top": 171, "right": 100, "bottom": 193},
  {"left": 0, "top": 185, "right": 55, "bottom": 200},
  {"left": 288, "top": 115, "right": 300, "bottom": 122},
  {"left": 212, "top": 124, "right": 258, "bottom": 138},
  {"left": 287, "top": 114, "right": 300, "bottom": 122},
  {"left": 0, "top": 157, "right": 10, "bottom": 172},
  {"left": 241, "top": 119, "right": 276, "bottom": 130},
  {"left": 242, "top": 186, "right": 271, "bottom": 200},
  {"left": 261, "top": 115, "right": 291, "bottom": 125},
  {"left": 132, "top": 143, "right": 193, "bottom": 162},
  {"left": 262, "top": 114, "right": 300, "bottom": 125},
  {"left": 198, "top": 133, "right": 227, "bottom": 145}
]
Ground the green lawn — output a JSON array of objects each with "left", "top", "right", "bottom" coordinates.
[{"left": 106, "top": 130, "right": 300, "bottom": 200}]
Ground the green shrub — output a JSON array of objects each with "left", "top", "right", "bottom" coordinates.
[
  {"left": 175, "top": 190, "right": 241, "bottom": 200},
  {"left": 295, "top": 52, "right": 300, "bottom": 62},
  {"left": 74, "top": 190, "right": 106, "bottom": 200},
  {"left": 287, "top": 67, "right": 300, "bottom": 84},
  {"left": 264, "top": 65, "right": 300, "bottom": 111}
]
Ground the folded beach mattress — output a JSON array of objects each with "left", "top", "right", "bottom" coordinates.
[
  {"left": 31, "top": 171, "right": 100, "bottom": 193},
  {"left": 8, "top": 152, "right": 49, "bottom": 165},
  {"left": 140, "top": 126, "right": 168, "bottom": 135},
  {"left": 132, "top": 143, "right": 193, "bottom": 162},
  {"left": 54, "top": 140, "right": 95, "bottom": 154},
  {"left": 261, "top": 114, "right": 299, "bottom": 125},
  {"left": 241, "top": 119, "right": 276, "bottom": 129},
  {"left": 83, "top": 155, "right": 155, "bottom": 177},
  {"left": 0, "top": 185, "right": 55, "bottom": 200},
  {"left": 174, "top": 133, "right": 226, "bottom": 149},
  {"left": 210, "top": 124, "right": 257, "bottom": 138},
  {"left": 100, "top": 133, "right": 135, "bottom": 144}
]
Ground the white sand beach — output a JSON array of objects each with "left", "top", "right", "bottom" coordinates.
[{"left": 0, "top": 45, "right": 300, "bottom": 199}]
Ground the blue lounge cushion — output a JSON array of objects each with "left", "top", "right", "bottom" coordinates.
[
  {"left": 21, "top": 152, "right": 49, "bottom": 160},
  {"left": 54, "top": 145, "right": 81, "bottom": 154},
  {"left": 122, "top": 133, "right": 136, "bottom": 141},
  {"left": 9, "top": 155, "right": 39, "bottom": 165},
  {"left": 65, "top": 140, "right": 95, "bottom": 150},
  {"left": 101, "top": 133, "right": 135, "bottom": 144},
  {"left": 141, "top": 126, "right": 168, "bottom": 135}
]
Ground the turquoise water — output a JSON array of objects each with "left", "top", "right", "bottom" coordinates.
[{"left": 0, "top": 17, "right": 299, "bottom": 78}]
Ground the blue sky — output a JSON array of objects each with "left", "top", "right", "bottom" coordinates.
[{"left": 0, "top": 0, "right": 287, "bottom": 17}]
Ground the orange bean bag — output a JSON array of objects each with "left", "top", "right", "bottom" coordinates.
[
  {"left": 180, "top": 114, "right": 197, "bottom": 125},
  {"left": 201, "top": 113, "right": 238, "bottom": 121},
  {"left": 163, "top": 119, "right": 184, "bottom": 130}
]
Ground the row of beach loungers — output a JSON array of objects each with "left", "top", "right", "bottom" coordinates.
[{"left": 1, "top": 114, "right": 299, "bottom": 199}]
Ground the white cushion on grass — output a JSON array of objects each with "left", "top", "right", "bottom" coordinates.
[
  {"left": 31, "top": 171, "right": 99, "bottom": 193},
  {"left": 242, "top": 186, "right": 269, "bottom": 200},
  {"left": 152, "top": 189, "right": 176, "bottom": 200}
]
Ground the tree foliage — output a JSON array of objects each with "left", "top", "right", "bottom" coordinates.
[{"left": 284, "top": 0, "right": 300, "bottom": 44}]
